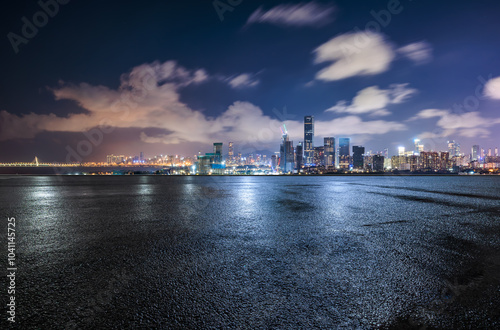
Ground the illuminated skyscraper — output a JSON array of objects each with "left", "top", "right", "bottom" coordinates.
[
  {"left": 448, "top": 140, "right": 460, "bottom": 157},
  {"left": 279, "top": 133, "right": 294, "bottom": 173},
  {"left": 352, "top": 146, "right": 365, "bottom": 169},
  {"left": 414, "top": 139, "right": 424, "bottom": 154},
  {"left": 324, "top": 137, "right": 335, "bottom": 167},
  {"left": 398, "top": 147, "right": 406, "bottom": 156},
  {"left": 471, "top": 145, "right": 480, "bottom": 161},
  {"left": 338, "top": 138, "right": 350, "bottom": 169},
  {"left": 313, "top": 146, "right": 324, "bottom": 166},
  {"left": 304, "top": 116, "right": 314, "bottom": 165},
  {"left": 228, "top": 142, "right": 234, "bottom": 163},
  {"left": 213, "top": 143, "right": 223, "bottom": 163}
]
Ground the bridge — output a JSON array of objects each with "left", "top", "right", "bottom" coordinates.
[
  {"left": 0, "top": 157, "right": 180, "bottom": 168},
  {"left": 0, "top": 156, "right": 81, "bottom": 167}
]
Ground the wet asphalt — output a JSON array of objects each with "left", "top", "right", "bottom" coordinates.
[{"left": 1, "top": 175, "right": 499, "bottom": 329}]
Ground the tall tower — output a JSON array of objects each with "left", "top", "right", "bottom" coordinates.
[
  {"left": 448, "top": 140, "right": 460, "bottom": 157},
  {"left": 471, "top": 145, "right": 480, "bottom": 161},
  {"left": 295, "top": 143, "right": 303, "bottom": 170},
  {"left": 324, "top": 137, "right": 335, "bottom": 167},
  {"left": 352, "top": 146, "right": 365, "bottom": 169},
  {"left": 339, "top": 138, "right": 350, "bottom": 169},
  {"left": 228, "top": 142, "right": 234, "bottom": 164},
  {"left": 279, "top": 133, "right": 294, "bottom": 173},
  {"left": 414, "top": 139, "right": 424, "bottom": 154},
  {"left": 304, "top": 116, "right": 314, "bottom": 165},
  {"left": 213, "top": 143, "right": 223, "bottom": 163}
]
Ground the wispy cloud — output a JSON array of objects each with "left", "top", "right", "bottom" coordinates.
[
  {"left": 313, "top": 32, "right": 433, "bottom": 81},
  {"left": 397, "top": 41, "right": 433, "bottom": 65},
  {"left": 0, "top": 61, "right": 408, "bottom": 147},
  {"left": 325, "top": 84, "right": 418, "bottom": 116},
  {"left": 225, "top": 73, "right": 260, "bottom": 89},
  {"left": 410, "top": 109, "right": 500, "bottom": 138},
  {"left": 313, "top": 32, "right": 395, "bottom": 81},
  {"left": 247, "top": 2, "right": 336, "bottom": 28}
]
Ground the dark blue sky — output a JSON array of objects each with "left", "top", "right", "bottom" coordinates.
[{"left": 1, "top": 0, "right": 500, "bottom": 162}]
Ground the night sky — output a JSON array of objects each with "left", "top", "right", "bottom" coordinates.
[{"left": 1, "top": 0, "right": 500, "bottom": 162}]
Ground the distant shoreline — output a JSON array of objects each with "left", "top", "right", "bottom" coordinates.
[{"left": 1, "top": 173, "right": 498, "bottom": 177}]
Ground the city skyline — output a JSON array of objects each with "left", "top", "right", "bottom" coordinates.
[{"left": 1, "top": 1, "right": 500, "bottom": 162}]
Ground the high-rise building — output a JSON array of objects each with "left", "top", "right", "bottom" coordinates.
[
  {"left": 304, "top": 116, "right": 314, "bottom": 165},
  {"left": 228, "top": 142, "right": 234, "bottom": 163},
  {"left": 271, "top": 155, "right": 278, "bottom": 169},
  {"left": 140, "top": 152, "right": 144, "bottom": 162},
  {"left": 324, "top": 137, "right": 335, "bottom": 167},
  {"left": 414, "top": 139, "right": 424, "bottom": 154},
  {"left": 372, "top": 155, "right": 385, "bottom": 172},
  {"left": 448, "top": 140, "right": 460, "bottom": 157},
  {"left": 106, "top": 155, "right": 125, "bottom": 164},
  {"left": 421, "top": 152, "right": 440, "bottom": 170},
  {"left": 197, "top": 155, "right": 213, "bottom": 175},
  {"left": 399, "top": 147, "right": 406, "bottom": 156},
  {"left": 338, "top": 138, "right": 350, "bottom": 169},
  {"left": 295, "top": 143, "right": 303, "bottom": 170},
  {"left": 213, "top": 143, "right": 223, "bottom": 163},
  {"left": 471, "top": 145, "right": 480, "bottom": 161},
  {"left": 279, "top": 134, "right": 294, "bottom": 173},
  {"left": 313, "top": 146, "right": 324, "bottom": 166},
  {"left": 495, "top": 147, "right": 499, "bottom": 157},
  {"left": 440, "top": 152, "right": 450, "bottom": 170},
  {"left": 352, "top": 146, "right": 365, "bottom": 169}
]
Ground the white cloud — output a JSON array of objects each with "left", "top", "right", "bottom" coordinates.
[
  {"left": 313, "top": 31, "right": 433, "bottom": 81},
  {"left": 484, "top": 76, "right": 500, "bottom": 99},
  {"left": 315, "top": 116, "right": 407, "bottom": 136},
  {"left": 390, "top": 83, "right": 419, "bottom": 104},
  {"left": 314, "top": 31, "right": 395, "bottom": 81},
  {"left": 408, "top": 109, "right": 450, "bottom": 121},
  {"left": 410, "top": 109, "right": 500, "bottom": 138},
  {"left": 0, "top": 61, "right": 408, "bottom": 146},
  {"left": 226, "top": 73, "right": 260, "bottom": 89},
  {"left": 247, "top": 2, "right": 335, "bottom": 27},
  {"left": 325, "top": 84, "right": 417, "bottom": 116},
  {"left": 397, "top": 41, "right": 433, "bottom": 64}
]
